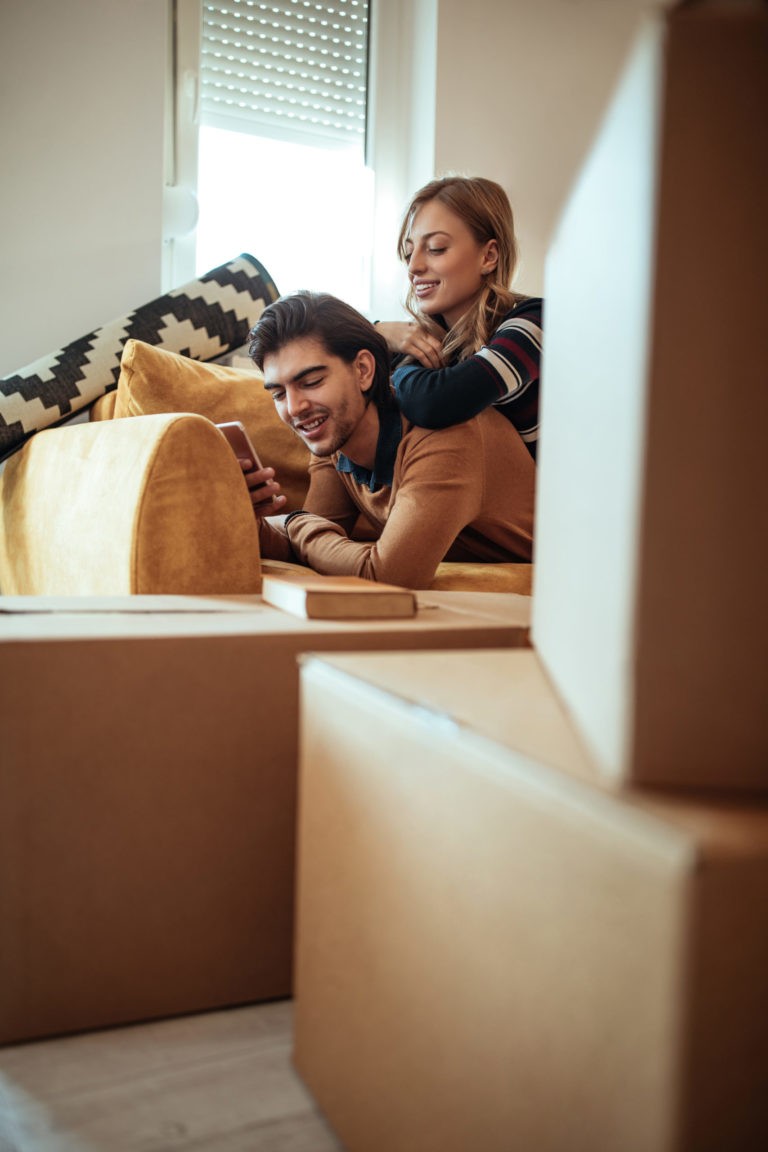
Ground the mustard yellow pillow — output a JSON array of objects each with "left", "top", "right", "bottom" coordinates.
[
  {"left": 90, "top": 391, "right": 117, "bottom": 421},
  {"left": 114, "top": 339, "right": 310, "bottom": 511}
]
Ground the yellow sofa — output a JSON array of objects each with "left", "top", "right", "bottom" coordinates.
[{"left": 0, "top": 340, "right": 533, "bottom": 596}]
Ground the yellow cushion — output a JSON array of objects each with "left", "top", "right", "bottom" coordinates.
[
  {"left": 262, "top": 558, "right": 532, "bottom": 595},
  {"left": 0, "top": 413, "right": 262, "bottom": 595},
  {"left": 113, "top": 339, "right": 310, "bottom": 511},
  {"left": 90, "top": 391, "right": 117, "bottom": 420},
  {"left": 430, "top": 562, "right": 533, "bottom": 595}
]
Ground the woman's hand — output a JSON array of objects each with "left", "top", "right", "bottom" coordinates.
[
  {"left": 376, "top": 321, "right": 445, "bottom": 369},
  {"left": 240, "top": 461, "right": 287, "bottom": 518}
]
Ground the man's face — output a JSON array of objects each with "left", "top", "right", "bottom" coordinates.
[{"left": 263, "top": 335, "right": 375, "bottom": 457}]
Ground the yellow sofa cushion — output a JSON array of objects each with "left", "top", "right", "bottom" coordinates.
[
  {"left": 90, "top": 391, "right": 117, "bottom": 420},
  {"left": 430, "top": 561, "right": 533, "bottom": 595},
  {"left": 111, "top": 339, "right": 310, "bottom": 511},
  {"left": 0, "top": 413, "right": 262, "bottom": 595}
]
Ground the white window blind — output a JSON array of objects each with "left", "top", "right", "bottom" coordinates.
[{"left": 201, "top": 0, "right": 370, "bottom": 151}]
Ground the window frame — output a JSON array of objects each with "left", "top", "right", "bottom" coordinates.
[{"left": 165, "top": 0, "right": 438, "bottom": 319}]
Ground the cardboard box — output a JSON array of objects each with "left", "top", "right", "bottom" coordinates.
[
  {"left": 293, "top": 648, "right": 768, "bottom": 1152},
  {"left": 533, "top": 4, "right": 768, "bottom": 788},
  {"left": 0, "top": 592, "right": 528, "bottom": 1044}
]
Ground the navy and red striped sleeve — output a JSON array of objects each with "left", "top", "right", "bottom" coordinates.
[{"left": 392, "top": 298, "right": 543, "bottom": 459}]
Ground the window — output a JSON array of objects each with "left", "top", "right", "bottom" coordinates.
[
  {"left": 187, "top": 0, "right": 372, "bottom": 310},
  {"left": 167, "top": 0, "right": 437, "bottom": 319}
]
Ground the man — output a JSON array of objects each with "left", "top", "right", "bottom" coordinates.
[{"left": 246, "top": 291, "right": 535, "bottom": 589}]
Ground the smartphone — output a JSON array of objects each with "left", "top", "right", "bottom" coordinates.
[{"left": 216, "top": 421, "right": 265, "bottom": 472}]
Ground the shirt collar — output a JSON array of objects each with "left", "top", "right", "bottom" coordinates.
[{"left": 336, "top": 406, "right": 403, "bottom": 491}]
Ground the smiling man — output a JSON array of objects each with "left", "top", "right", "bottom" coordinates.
[{"left": 246, "top": 291, "right": 535, "bottom": 588}]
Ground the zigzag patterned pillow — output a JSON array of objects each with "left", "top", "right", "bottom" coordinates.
[{"left": 0, "top": 253, "right": 278, "bottom": 463}]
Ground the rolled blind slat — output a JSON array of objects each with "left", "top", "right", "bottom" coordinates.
[{"left": 201, "top": 0, "right": 369, "bottom": 150}]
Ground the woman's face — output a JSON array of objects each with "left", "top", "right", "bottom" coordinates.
[{"left": 403, "top": 199, "right": 498, "bottom": 328}]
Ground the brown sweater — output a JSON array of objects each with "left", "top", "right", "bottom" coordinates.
[{"left": 259, "top": 408, "right": 535, "bottom": 589}]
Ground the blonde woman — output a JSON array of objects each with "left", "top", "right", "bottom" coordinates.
[{"left": 377, "top": 175, "right": 542, "bottom": 459}]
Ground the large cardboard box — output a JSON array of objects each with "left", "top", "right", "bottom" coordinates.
[
  {"left": 0, "top": 592, "right": 528, "bottom": 1044},
  {"left": 533, "top": 4, "right": 768, "bottom": 788},
  {"left": 293, "top": 648, "right": 768, "bottom": 1152}
]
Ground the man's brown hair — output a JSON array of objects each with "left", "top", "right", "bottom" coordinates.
[{"left": 249, "top": 290, "right": 395, "bottom": 410}]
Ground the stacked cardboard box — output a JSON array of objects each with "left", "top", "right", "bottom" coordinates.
[
  {"left": 293, "top": 649, "right": 768, "bottom": 1152},
  {"left": 0, "top": 591, "right": 529, "bottom": 1044},
  {"left": 291, "top": 6, "right": 768, "bottom": 1150}
]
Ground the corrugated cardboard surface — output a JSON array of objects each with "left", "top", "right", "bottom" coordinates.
[
  {"left": 293, "top": 649, "right": 768, "bottom": 1152},
  {"left": 631, "top": 7, "right": 768, "bottom": 788},
  {"left": 533, "top": 5, "right": 768, "bottom": 789},
  {"left": 0, "top": 595, "right": 528, "bottom": 1044}
]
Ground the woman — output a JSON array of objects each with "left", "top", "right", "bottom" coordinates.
[{"left": 377, "top": 176, "right": 542, "bottom": 460}]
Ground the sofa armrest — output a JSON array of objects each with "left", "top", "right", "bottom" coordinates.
[{"left": 0, "top": 413, "right": 262, "bottom": 595}]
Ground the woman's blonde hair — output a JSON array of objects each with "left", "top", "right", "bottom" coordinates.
[{"left": 397, "top": 175, "right": 522, "bottom": 362}]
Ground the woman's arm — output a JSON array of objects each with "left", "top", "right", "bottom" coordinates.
[{"left": 392, "top": 300, "right": 543, "bottom": 434}]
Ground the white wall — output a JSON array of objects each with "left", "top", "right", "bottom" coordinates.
[
  {"left": 0, "top": 0, "right": 168, "bottom": 377},
  {"left": 433, "top": 0, "right": 656, "bottom": 295},
  {"left": 0, "top": 0, "right": 656, "bottom": 377}
]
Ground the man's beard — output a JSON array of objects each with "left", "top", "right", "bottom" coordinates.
[{"left": 300, "top": 399, "right": 359, "bottom": 457}]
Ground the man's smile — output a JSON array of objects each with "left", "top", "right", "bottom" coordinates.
[{"left": 294, "top": 412, "right": 329, "bottom": 440}]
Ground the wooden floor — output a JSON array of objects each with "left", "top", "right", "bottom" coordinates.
[{"left": 0, "top": 1000, "right": 344, "bottom": 1152}]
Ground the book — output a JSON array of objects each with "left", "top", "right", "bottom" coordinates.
[{"left": 260, "top": 571, "right": 417, "bottom": 620}]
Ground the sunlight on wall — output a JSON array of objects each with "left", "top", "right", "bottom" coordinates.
[{"left": 195, "top": 127, "right": 379, "bottom": 315}]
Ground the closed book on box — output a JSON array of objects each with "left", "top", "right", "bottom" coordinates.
[{"left": 261, "top": 572, "right": 417, "bottom": 620}]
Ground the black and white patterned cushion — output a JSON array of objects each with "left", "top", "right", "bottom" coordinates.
[{"left": 0, "top": 253, "right": 278, "bottom": 462}]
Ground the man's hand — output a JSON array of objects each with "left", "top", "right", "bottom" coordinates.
[
  {"left": 240, "top": 460, "right": 287, "bottom": 518},
  {"left": 376, "top": 321, "right": 445, "bottom": 370}
]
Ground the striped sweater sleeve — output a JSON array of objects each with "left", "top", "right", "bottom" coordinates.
[{"left": 392, "top": 298, "right": 543, "bottom": 459}]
